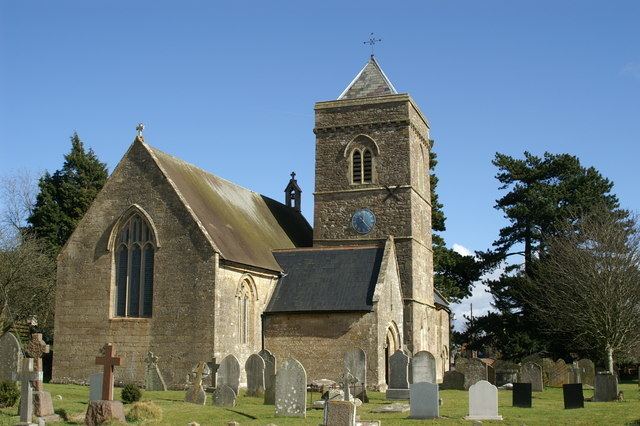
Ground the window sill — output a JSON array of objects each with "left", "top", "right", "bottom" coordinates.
[{"left": 109, "top": 317, "right": 152, "bottom": 322}]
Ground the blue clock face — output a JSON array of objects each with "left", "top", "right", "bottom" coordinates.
[{"left": 351, "top": 208, "right": 376, "bottom": 234}]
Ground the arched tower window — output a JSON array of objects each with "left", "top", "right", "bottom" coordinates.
[
  {"left": 114, "top": 213, "right": 156, "bottom": 318},
  {"left": 347, "top": 135, "right": 378, "bottom": 184},
  {"left": 237, "top": 278, "right": 255, "bottom": 345},
  {"left": 352, "top": 149, "right": 362, "bottom": 183},
  {"left": 363, "top": 149, "right": 373, "bottom": 183}
]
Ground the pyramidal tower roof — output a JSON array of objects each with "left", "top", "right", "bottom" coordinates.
[{"left": 338, "top": 56, "right": 398, "bottom": 100}]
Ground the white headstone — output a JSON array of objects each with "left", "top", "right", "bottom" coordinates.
[
  {"left": 465, "top": 380, "right": 502, "bottom": 421},
  {"left": 409, "top": 382, "right": 439, "bottom": 419},
  {"left": 89, "top": 372, "right": 103, "bottom": 402},
  {"left": 412, "top": 351, "right": 437, "bottom": 384}
]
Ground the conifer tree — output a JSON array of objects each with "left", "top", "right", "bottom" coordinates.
[{"left": 28, "top": 133, "right": 108, "bottom": 252}]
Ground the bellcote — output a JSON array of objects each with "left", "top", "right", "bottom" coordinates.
[{"left": 284, "top": 172, "right": 302, "bottom": 212}]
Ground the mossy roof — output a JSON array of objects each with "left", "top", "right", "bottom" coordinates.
[{"left": 146, "top": 142, "right": 312, "bottom": 272}]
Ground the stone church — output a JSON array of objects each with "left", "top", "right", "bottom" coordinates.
[{"left": 52, "top": 56, "right": 450, "bottom": 390}]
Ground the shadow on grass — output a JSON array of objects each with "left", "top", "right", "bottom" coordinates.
[{"left": 224, "top": 408, "right": 258, "bottom": 419}]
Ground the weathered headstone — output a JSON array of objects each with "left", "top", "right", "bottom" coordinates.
[
  {"left": 213, "top": 384, "right": 237, "bottom": 407},
  {"left": 549, "top": 359, "right": 568, "bottom": 387},
  {"left": 24, "top": 333, "right": 56, "bottom": 419},
  {"left": 494, "top": 360, "right": 520, "bottom": 386},
  {"left": 541, "top": 358, "right": 555, "bottom": 387},
  {"left": 344, "top": 348, "right": 367, "bottom": 402},
  {"left": 0, "top": 332, "right": 22, "bottom": 382},
  {"left": 456, "top": 358, "right": 488, "bottom": 390},
  {"left": 593, "top": 372, "right": 618, "bottom": 402},
  {"left": 245, "top": 353, "right": 266, "bottom": 397},
  {"left": 324, "top": 400, "right": 356, "bottom": 426},
  {"left": 512, "top": 383, "right": 532, "bottom": 408},
  {"left": 441, "top": 370, "right": 465, "bottom": 390},
  {"left": 411, "top": 351, "right": 437, "bottom": 384},
  {"left": 486, "top": 364, "right": 496, "bottom": 385},
  {"left": 409, "top": 382, "right": 439, "bottom": 419},
  {"left": 465, "top": 380, "right": 502, "bottom": 421},
  {"left": 562, "top": 383, "right": 584, "bottom": 409},
  {"left": 85, "top": 343, "right": 126, "bottom": 426},
  {"left": 219, "top": 354, "right": 241, "bottom": 396},
  {"left": 385, "top": 350, "right": 409, "bottom": 400},
  {"left": 259, "top": 349, "right": 276, "bottom": 405},
  {"left": 18, "top": 358, "right": 38, "bottom": 426},
  {"left": 89, "top": 372, "right": 103, "bottom": 402},
  {"left": 567, "top": 362, "right": 582, "bottom": 384},
  {"left": 144, "top": 351, "right": 167, "bottom": 391},
  {"left": 577, "top": 359, "right": 595, "bottom": 387},
  {"left": 275, "top": 357, "right": 307, "bottom": 418},
  {"left": 185, "top": 362, "right": 208, "bottom": 405},
  {"left": 518, "top": 362, "right": 543, "bottom": 392}
]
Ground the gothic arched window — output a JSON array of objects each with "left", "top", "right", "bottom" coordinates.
[
  {"left": 115, "top": 213, "right": 156, "bottom": 318},
  {"left": 352, "top": 149, "right": 362, "bottom": 183},
  {"left": 237, "top": 278, "right": 255, "bottom": 345},
  {"left": 351, "top": 147, "right": 375, "bottom": 184}
]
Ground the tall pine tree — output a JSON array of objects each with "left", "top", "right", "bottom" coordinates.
[{"left": 28, "top": 133, "right": 108, "bottom": 253}]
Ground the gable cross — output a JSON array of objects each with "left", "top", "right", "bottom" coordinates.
[
  {"left": 136, "top": 123, "right": 145, "bottom": 137},
  {"left": 25, "top": 333, "right": 49, "bottom": 391},
  {"left": 364, "top": 33, "right": 382, "bottom": 57},
  {"left": 95, "top": 343, "right": 123, "bottom": 401}
]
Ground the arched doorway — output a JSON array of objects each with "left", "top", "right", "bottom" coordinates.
[{"left": 384, "top": 322, "right": 401, "bottom": 385}]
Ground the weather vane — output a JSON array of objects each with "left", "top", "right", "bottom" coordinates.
[
  {"left": 136, "top": 123, "right": 145, "bottom": 137},
  {"left": 364, "top": 33, "right": 382, "bottom": 57}
]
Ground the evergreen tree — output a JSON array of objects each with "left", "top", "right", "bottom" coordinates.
[
  {"left": 430, "top": 141, "right": 485, "bottom": 302},
  {"left": 468, "top": 151, "right": 627, "bottom": 360},
  {"left": 28, "top": 133, "right": 108, "bottom": 252}
]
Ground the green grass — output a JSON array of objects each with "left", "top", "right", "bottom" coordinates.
[{"left": 2, "top": 382, "right": 640, "bottom": 425}]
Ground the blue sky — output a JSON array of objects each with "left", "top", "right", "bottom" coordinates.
[{"left": 2, "top": 1, "right": 639, "bottom": 325}]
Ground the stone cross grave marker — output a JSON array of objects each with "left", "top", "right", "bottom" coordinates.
[
  {"left": 344, "top": 348, "right": 367, "bottom": 402},
  {"left": 19, "top": 358, "right": 40, "bottom": 426},
  {"left": 275, "top": 357, "right": 307, "bottom": 418},
  {"left": 24, "top": 333, "right": 49, "bottom": 392},
  {"left": 245, "top": 353, "right": 266, "bottom": 397},
  {"left": 95, "top": 343, "right": 123, "bottom": 401},
  {"left": 206, "top": 358, "right": 220, "bottom": 388},
  {"left": 341, "top": 370, "right": 358, "bottom": 401},
  {"left": 0, "top": 332, "right": 22, "bottom": 382},
  {"left": 409, "top": 382, "right": 439, "bottom": 419},
  {"left": 259, "top": 349, "right": 276, "bottom": 405},
  {"left": 568, "top": 362, "right": 582, "bottom": 384},
  {"left": 465, "top": 380, "right": 502, "bottom": 421},
  {"left": 185, "top": 361, "right": 208, "bottom": 405},
  {"left": 219, "top": 354, "right": 241, "bottom": 396},
  {"left": 518, "top": 362, "right": 543, "bottom": 392},
  {"left": 412, "top": 351, "right": 436, "bottom": 384},
  {"left": 144, "top": 351, "right": 167, "bottom": 391}
]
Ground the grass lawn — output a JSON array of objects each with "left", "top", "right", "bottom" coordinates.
[{"left": 2, "top": 381, "right": 640, "bottom": 425}]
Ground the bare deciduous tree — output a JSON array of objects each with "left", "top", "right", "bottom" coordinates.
[{"left": 526, "top": 208, "right": 640, "bottom": 373}]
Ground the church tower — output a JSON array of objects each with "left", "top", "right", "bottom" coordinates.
[{"left": 313, "top": 56, "right": 434, "bottom": 354}]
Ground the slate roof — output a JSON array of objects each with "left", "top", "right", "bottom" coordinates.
[
  {"left": 434, "top": 289, "right": 450, "bottom": 309},
  {"left": 338, "top": 56, "right": 398, "bottom": 100},
  {"left": 145, "top": 141, "right": 312, "bottom": 272},
  {"left": 265, "top": 246, "right": 385, "bottom": 313}
]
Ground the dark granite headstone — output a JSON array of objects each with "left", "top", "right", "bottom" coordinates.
[
  {"left": 562, "top": 383, "right": 584, "bottom": 409},
  {"left": 512, "top": 383, "right": 532, "bottom": 408}
]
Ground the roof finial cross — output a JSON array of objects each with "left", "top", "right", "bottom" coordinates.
[
  {"left": 136, "top": 122, "right": 145, "bottom": 137},
  {"left": 364, "top": 33, "right": 382, "bottom": 57},
  {"left": 290, "top": 171, "right": 296, "bottom": 180}
]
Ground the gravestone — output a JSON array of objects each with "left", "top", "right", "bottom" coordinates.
[
  {"left": 25, "top": 333, "right": 56, "bottom": 419},
  {"left": 441, "top": 370, "right": 465, "bottom": 390},
  {"left": 85, "top": 343, "right": 126, "bottom": 426},
  {"left": 18, "top": 358, "right": 38, "bottom": 426},
  {"left": 324, "top": 400, "right": 356, "bottom": 426},
  {"left": 411, "top": 351, "right": 436, "bottom": 384},
  {"left": 518, "top": 362, "right": 543, "bottom": 392},
  {"left": 275, "top": 357, "right": 307, "bottom": 418},
  {"left": 465, "top": 380, "right": 502, "bottom": 421},
  {"left": 144, "top": 351, "right": 167, "bottom": 391},
  {"left": 344, "top": 348, "right": 367, "bottom": 402},
  {"left": 541, "top": 358, "right": 555, "bottom": 387},
  {"left": 512, "top": 383, "right": 532, "bottom": 408},
  {"left": 563, "top": 383, "right": 584, "bottom": 409},
  {"left": 89, "top": 372, "right": 103, "bottom": 401},
  {"left": 577, "top": 359, "right": 595, "bottom": 387},
  {"left": 0, "top": 332, "right": 22, "bottom": 382},
  {"left": 456, "top": 358, "right": 488, "bottom": 390},
  {"left": 494, "top": 360, "right": 520, "bottom": 386},
  {"left": 549, "top": 359, "right": 568, "bottom": 387},
  {"left": 409, "top": 382, "right": 439, "bottom": 419},
  {"left": 567, "top": 362, "right": 581, "bottom": 384},
  {"left": 219, "top": 354, "right": 241, "bottom": 396},
  {"left": 185, "top": 362, "right": 208, "bottom": 405},
  {"left": 259, "top": 349, "right": 276, "bottom": 405},
  {"left": 213, "top": 384, "right": 237, "bottom": 407},
  {"left": 593, "top": 373, "right": 618, "bottom": 402},
  {"left": 245, "top": 353, "right": 266, "bottom": 397},
  {"left": 385, "top": 350, "right": 409, "bottom": 400}
]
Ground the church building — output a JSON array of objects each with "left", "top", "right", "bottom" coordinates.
[{"left": 52, "top": 56, "right": 450, "bottom": 390}]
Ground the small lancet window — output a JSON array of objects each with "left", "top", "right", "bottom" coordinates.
[
  {"left": 363, "top": 149, "right": 373, "bottom": 183},
  {"left": 114, "top": 213, "right": 156, "bottom": 318},
  {"left": 237, "top": 278, "right": 254, "bottom": 345},
  {"left": 352, "top": 148, "right": 375, "bottom": 184},
  {"left": 352, "top": 150, "right": 362, "bottom": 183}
]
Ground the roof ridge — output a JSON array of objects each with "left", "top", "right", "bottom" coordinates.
[{"left": 274, "top": 244, "right": 382, "bottom": 252}]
